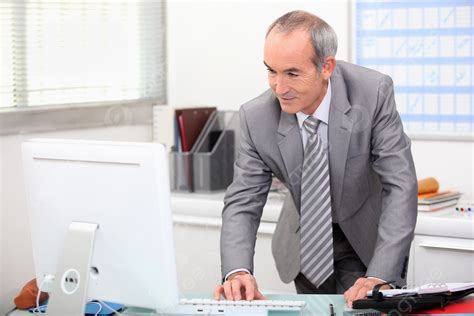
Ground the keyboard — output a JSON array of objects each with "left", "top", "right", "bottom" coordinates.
[
  {"left": 180, "top": 298, "right": 306, "bottom": 308},
  {"left": 173, "top": 298, "right": 306, "bottom": 315}
]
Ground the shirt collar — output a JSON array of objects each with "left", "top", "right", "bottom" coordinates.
[{"left": 296, "top": 79, "right": 331, "bottom": 129}]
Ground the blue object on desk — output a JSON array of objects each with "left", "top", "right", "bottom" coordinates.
[{"left": 28, "top": 301, "right": 123, "bottom": 315}]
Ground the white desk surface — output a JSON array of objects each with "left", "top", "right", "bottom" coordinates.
[{"left": 415, "top": 207, "right": 473, "bottom": 239}]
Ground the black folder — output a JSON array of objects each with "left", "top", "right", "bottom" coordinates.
[{"left": 353, "top": 288, "right": 474, "bottom": 314}]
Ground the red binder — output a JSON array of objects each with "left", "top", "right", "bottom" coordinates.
[
  {"left": 411, "top": 295, "right": 474, "bottom": 314},
  {"left": 175, "top": 107, "right": 216, "bottom": 152}
]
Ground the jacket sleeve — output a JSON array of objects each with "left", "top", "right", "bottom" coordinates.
[
  {"left": 365, "top": 75, "right": 418, "bottom": 286},
  {"left": 220, "top": 106, "right": 273, "bottom": 280}
]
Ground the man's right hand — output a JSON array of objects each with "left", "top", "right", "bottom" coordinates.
[{"left": 213, "top": 271, "right": 266, "bottom": 301}]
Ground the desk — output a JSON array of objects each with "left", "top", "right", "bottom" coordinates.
[
  {"left": 6, "top": 294, "right": 365, "bottom": 315},
  {"left": 409, "top": 208, "right": 474, "bottom": 286}
]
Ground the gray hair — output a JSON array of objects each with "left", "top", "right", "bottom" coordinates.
[{"left": 266, "top": 10, "right": 338, "bottom": 72}]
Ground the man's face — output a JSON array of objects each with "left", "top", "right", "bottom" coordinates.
[{"left": 264, "top": 28, "right": 330, "bottom": 115}]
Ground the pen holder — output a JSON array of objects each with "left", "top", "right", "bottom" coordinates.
[
  {"left": 170, "top": 150, "right": 194, "bottom": 192},
  {"left": 192, "top": 111, "right": 240, "bottom": 192},
  {"left": 169, "top": 110, "right": 240, "bottom": 193}
]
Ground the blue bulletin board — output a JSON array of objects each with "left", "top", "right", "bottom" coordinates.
[{"left": 354, "top": 0, "right": 473, "bottom": 139}]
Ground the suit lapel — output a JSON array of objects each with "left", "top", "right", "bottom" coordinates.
[
  {"left": 275, "top": 65, "right": 353, "bottom": 212},
  {"left": 277, "top": 111, "right": 304, "bottom": 211},
  {"left": 328, "top": 68, "right": 353, "bottom": 210}
]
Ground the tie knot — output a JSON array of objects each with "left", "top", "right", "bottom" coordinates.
[{"left": 303, "top": 116, "right": 320, "bottom": 136}]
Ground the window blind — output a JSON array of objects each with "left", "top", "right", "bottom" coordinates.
[{"left": 0, "top": 0, "right": 165, "bottom": 108}]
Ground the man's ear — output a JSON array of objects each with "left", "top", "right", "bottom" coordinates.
[{"left": 321, "top": 57, "right": 336, "bottom": 80}]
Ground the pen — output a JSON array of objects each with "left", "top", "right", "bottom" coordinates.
[{"left": 329, "top": 303, "right": 335, "bottom": 316}]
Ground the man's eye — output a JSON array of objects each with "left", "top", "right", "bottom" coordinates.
[
  {"left": 267, "top": 68, "right": 276, "bottom": 74},
  {"left": 288, "top": 72, "right": 298, "bottom": 77}
]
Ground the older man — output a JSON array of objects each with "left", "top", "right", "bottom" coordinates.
[{"left": 214, "top": 10, "right": 417, "bottom": 306}]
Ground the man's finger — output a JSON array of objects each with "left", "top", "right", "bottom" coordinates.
[
  {"left": 223, "top": 281, "right": 234, "bottom": 300},
  {"left": 343, "top": 289, "right": 349, "bottom": 304},
  {"left": 354, "top": 277, "right": 366, "bottom": 286},
  {"left": 344, "top": 286, "right": 357, "bottom": 302},
  {"left": 231, "top": 278, "right": 242, "bottom": 300},
  {"left": 356, "top": 285, "right": 369, "bottom": 301},
  {"left": 346, "top": 277, "right": 369, "bottom": 304},
  {"left": 347, "top": 284, "right": 370, "bottom": 307},
  {"left": 344, "top": 285, "right": 362, "bottom": 307},
  {"left": 254, "top": 290, "right": 266, "bottom": 300},
  {"left": 243, "top": 284, "right": 254, "bottom": 301},
  {"left": 213, "top": 285, "right": 224, "bottom": 300}
]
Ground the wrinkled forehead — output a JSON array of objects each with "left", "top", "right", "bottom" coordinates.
[{"left": 264, "top": 28, "right": 315, "bottom": 62}]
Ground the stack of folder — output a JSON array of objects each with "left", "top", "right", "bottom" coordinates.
[
  {"left": 152, "top": 106, "right": 239, "bottom": 192},
  {"left": 418, "top": 191, "right": 462, "bottom": 212},
  {"left": 355, "top": 282, "right": 474, "bottom": 314},
  {"left": 417, "top": 177, "right": 461, "bottom": 212}
]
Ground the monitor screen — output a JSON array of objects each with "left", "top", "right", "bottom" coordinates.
[{"left": 22, "top": 139, "right": 179, "bottom": 312}]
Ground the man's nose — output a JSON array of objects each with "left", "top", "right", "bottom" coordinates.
[{"left": 272, "top": 76, "right": 290, "bottom": 95}]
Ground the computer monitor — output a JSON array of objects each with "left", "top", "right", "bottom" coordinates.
[{"left": 22, "top": 139, "right": 179, "bottom": 314}]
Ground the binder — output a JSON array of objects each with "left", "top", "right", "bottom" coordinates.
[
  {"left": 170, "top": 150, "right": 194, "bottom": 191},
  {"left": 193, "top": 111, "right": 239, "bottom": 192},
  {"left": 170, "top": 107, "right": 216, "bottom": 192},
  {"left": 353, "top": 284, "right": 474, "bottom": 314},
  {"left": 175, "top": 107, "right": 216, "bottom": 152},
  {"left": 170, "top": 110, "right": 239, "bottom": 192}
]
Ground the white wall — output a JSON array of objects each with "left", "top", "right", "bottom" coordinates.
[
  {"left": 166, "top": 0, "right": 350, "bottom": 109},
  {"left": 411, "top": 140, "right": 473, "bottom": 199},
  {"left": 0, "top": 125, "right": 152, "bottom": 311}
]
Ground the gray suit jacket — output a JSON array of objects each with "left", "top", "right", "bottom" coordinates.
[{"left": 220, "top": 61, "right": 418, "bottom": 286}]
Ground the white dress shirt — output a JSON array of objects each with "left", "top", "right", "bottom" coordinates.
[{"left": 295, "top": 79, "right": 331, "bottom": 149}]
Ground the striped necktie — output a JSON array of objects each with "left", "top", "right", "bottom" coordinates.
[{"left": 300, "top": 116, "right": 334, "bottom": 288}]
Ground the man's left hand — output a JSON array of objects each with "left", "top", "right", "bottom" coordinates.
[{"left": 344, "top": 277, "right": 390, "bottom": 307}]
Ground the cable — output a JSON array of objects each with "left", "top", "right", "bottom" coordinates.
[
  {"left": 31, "top": 275, "right": 156, "bottom": 316},
  {"left": 34, "top": 275, "right": 54, "bottom": 315},
  {"left": 97, "top": 300, "right": 159, "bottom": 315},
  {"left": 31, "top": 304, "right": 44, "bottom": 315},
  {"left": 90, "top": 301, "right": 103, "bottom": 316},
  {"left": 97, "top": 300, "right": 124, "bottom": 316}
]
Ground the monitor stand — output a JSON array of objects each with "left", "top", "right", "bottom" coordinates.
[{"left": 45, "top": 222, "right": 98, "bottom": 316}]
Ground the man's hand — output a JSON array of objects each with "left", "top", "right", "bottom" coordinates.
[
  {"left": 213, "top": 271, "right": 266, "bottom": 301},
  {"left": 344, "top": 277, "right": 390, "bottom": 307}
]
